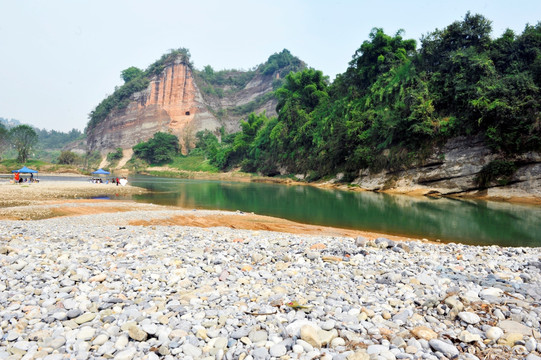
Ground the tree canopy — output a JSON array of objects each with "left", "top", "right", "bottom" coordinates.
[
  {"left": 133, "top": 132, "right": 180, "bottom": 164},
  {"left": 121, "top": 67, "right": 144, "bottom": 83},
  {"left": 191, "top": 13, "right": 541, "bottom": 181},
  {"left": 9, "top": 125, "right": 38, "bottom": 163},
  {"left": 0, "top": 123, "right": 8, "bottom": 160}
]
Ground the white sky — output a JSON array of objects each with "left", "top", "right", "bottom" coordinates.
[{"left": 1, "top": 0, "right": 540, "bottom": 132}]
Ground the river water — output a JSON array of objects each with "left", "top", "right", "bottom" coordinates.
[{"left": 126, "top": 175, "right": 541, "bottom": 247}]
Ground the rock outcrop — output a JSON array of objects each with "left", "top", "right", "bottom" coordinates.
[
  {"left": 353, "top": 136, "right": 541, "bottom": 202},
  {"left": 87, "top": 58, "right": 279, "bottom": 155}
]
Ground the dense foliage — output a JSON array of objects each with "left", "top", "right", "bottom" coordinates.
[
  {"left": 193, "top": 13, "right": 541, "bottom": 181},
  {"left": 35, "top": 128, "right": 82, "bottom": 150},
  {"left": 0, "top": 118, "right": 83, "bottom": 162},
  {"left": 9, "top": 125, "right": 38, "bottom": 163},
  {"left": 133, "top": 132, "right": 180, "bottom": 164},
  {"left": 106, "top": 147, "right": 123, "bottom": 162},
  {"left": 475, "top": 159, "right": 517, "bottom": 188},
  {"left": 0, "top": 123, "right": 8, "bottom": 160},
  {"left": 87, "top": 48, "right": 191, "bottom": 134},
  {"left": 258, "top": 49, "right": 306, "bottom": 79},
  {"left": 193, "top": 49, "right": 305, "bottom": 119},
  {"left": 57, "top": 150, "right": 80, "bottom": 165}
]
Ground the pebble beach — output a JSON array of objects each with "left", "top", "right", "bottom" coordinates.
[{"left": 0, "top": 182, "right": 541, "bottom": 359}]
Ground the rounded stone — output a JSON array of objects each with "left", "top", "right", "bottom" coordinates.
[
  {"left": 429, "top": 339, "right": 459, "bottom": 358},
  {"left": 458, "top": 311, "right": 481, "bottom": 324},
  {"left": 331, "top": 337, "right": 346, "bottom": 347},
  {"left": 128, "top": 326, "right": 148, "bottom": 342},
  {"left": 269, "top": 344, "right": 287, "bottom": 357},
  {"left": 76, "top": 326, "right": 96, "bottom": 341},
  {"left": 182, "top": 343, "right": 202, "bottom": 358},
  {"left": 486, "top": 326, "right": 504, "bottom": 341}
]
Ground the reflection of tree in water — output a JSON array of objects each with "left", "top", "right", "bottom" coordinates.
[{"left": 130, "top": 176, "right": 541, "bottom": 247}]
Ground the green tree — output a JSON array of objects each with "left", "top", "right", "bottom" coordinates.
[
  {"left": 121, "top": 67, "right": 143, "bottom": 83},
  {"left": 9, "top": 125, "right": 38, "bottom": 163},
  {"left": 244, "top": 117, "right": 280, "bottom": 175},
  {"left": 0, "top": 123, "right": 8, "bottom": 160},
  {"left": 420, "top": 12, "right": 492, "bottom": 73},
  {"left": 223, "top": 112, "right": 268, "bottom": 169},
  {"left": 57, "top": 150, "right": 80, "bottom": 165},
  {"left": 273, "top": 68, "right": 329, "bottom": 173},
  {"left": 107, "top": 147, "right": 124, "bottom": 162},
  {"left": 338, "top": 28, "right": 416, "bottom": 97},
  {"left": 194, "top": 130, "right": 220, "bottom": 158},
  {"left": 133, "top": 132, "right": 180, "bottom": 164}
]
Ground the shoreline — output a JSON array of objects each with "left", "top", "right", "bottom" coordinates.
[
  {"left": 0, "top": 178, "right": 538, "bottom": 245},
  {"left": 0, "top": 180, "right": 427, "bottom": 243},
  {"left": 137, "top": 168, "right": 541, "bottom": 206},
  {"left": 2, "top": 169, "right": 540, "bottom": 206}
]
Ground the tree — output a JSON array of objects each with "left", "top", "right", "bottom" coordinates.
[
  {"left": 339, "top": 28, "right": 416, "bottom": 97},
  {"left": 9, "top": 125, "right": 38, "bottom": 163},
  {"left": 106, "top": 147, "right": 123, "bottom": 162},
  {"left": 121, "top": 66, "right": 143, "bottom": 83},
  {"left": 274, "top": 68, "right": 329, "bottom": 173},
  {"left": 58, "top": 150, "right": 80, "bottom": 165},
  {"left": 133, "top": 132, "right": 180, "bottom": 164},
  {"left": 0, "top": 123, "right": 8, "bottom": 160}
]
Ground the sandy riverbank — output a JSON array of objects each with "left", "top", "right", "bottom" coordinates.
[{"left": 0, "top": 180, "right": 147, "bottom": 207}]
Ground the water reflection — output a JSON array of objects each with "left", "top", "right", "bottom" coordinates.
[{"left": 129, "top": 175, "right": 541, "bottom": 247}]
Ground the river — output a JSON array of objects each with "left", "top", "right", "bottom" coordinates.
[{"left": 126, "top": 175, "right": 541, "bottom": 247}]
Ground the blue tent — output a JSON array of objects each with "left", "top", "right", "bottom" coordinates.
[
  {"left": 92, "top": 168, "right": 110, "bottom": 175},
  {"left": 12, "top": 166, "right": 38, "bottom": 174}
]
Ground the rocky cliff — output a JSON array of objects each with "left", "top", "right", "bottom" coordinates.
[
  {"left": 352, "top": 136, "right": 541, "bottom": 202},
  {"left": 86, "top": 50, "right": 301, "bottom": 155}
]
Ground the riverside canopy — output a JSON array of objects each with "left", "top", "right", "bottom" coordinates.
[
  {"left": 91, "top": 168, "right": 110, "bottom": 175},
  {"left": 11, "top": 166, "right": 38, "bottom": 174}
]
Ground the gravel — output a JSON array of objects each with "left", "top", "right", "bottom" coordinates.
[{"left": 1, "top": 208, "right": 541, "bottom": 359}]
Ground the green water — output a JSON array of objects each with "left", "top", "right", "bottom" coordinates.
[{"left": 128, "top": 175, "right": 541, "bottom": 247}]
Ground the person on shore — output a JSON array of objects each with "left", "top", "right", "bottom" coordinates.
[
  {"left": 30, "top": 173, "right": 34, "bottom": 182},
  {"left": 14, "top": 172, "right": 20, "bottom": 184},
  {"left": 116, "top": 177, "right": 119, "bottom": 186}
]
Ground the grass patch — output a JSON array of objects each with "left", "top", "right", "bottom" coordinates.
[
  {"left": 167, "top": 155, "right": 219, "bottom": 173},
  {"left": 147, "top": 170, "right": 194, "bottom": 178}
]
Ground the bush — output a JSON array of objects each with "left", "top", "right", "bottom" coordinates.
[
  {"left": 107, "top": 147, "right": 123, "bottom": 162},
  {"left": 475, "top": 160, "right": 517, "bottom": 188},
  {"left": 84, "top": 151, "right": 102, "bottom": 169},
  {"left": 133, "top": 132, "right": 180, "bottom": 164},
  {"left": 57, "top": 151, "right": 80, "bottom": 165}
]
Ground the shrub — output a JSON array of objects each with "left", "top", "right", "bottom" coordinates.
[
  {"left": 133, "top": 132, "right": 180, "bottom": 164},
  {"left": 475, "top": 160, "right": 517, "bottom": 188},
  {"left": 107, "top": 147, "right": 123, "bottom": 162},
  {"left": 57, "top": 150, "right": 80, "bottom": 165}
]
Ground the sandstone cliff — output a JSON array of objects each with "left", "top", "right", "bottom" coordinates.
[
  {"left": 86, "top": 50, "right": 301, "bottom": 155},
  {"left": 87, "top": 59, "right": 205, "bottom": 154},
  {"left": 352, "top": 136, "right": 541, "bottom": 202}
]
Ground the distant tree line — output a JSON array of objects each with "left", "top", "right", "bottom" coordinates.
[
  {"left": 0, "top": 122, "right": 83, "bottom": 163},
  {"left": 190, "top": 13, "right": 541, "bottom": 183}
]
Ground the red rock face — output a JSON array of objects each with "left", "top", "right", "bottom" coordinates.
[
  {"left": 87, "top": 61, "right": 217, "bottom": 154},
  {"left": 87, "top": 60, "right": 277, "bottom": 155},
  {"left": 146, "top": 62, "right": 196, "bottom": 132}
]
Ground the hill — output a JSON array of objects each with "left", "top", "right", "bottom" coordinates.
[{"left": 85, "top": 49, "right": 305, "bottom": 155}]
